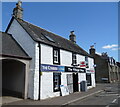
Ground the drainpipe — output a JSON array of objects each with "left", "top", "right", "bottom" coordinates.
[{"left": 38, "top": 42, "right": 41, "bottom": 100}]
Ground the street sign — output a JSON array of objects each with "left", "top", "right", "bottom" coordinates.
[{"left": 80, "top": 61, "right": 86, "bottom": 68}]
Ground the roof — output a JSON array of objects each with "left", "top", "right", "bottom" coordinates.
[
  {"left": 1, "top": 31, "right": 31, "bottom": 60},
  {"left": 6, "top": 17, "right": 92, "bottom": 57}
]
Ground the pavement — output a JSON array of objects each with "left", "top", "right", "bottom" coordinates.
[{"left": 2, "top": 83, "right": 116, "bottom": 106}]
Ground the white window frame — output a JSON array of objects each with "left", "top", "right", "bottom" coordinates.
[
  {"left": 53, "top": 48, "right": 60, "bottom": 64},
  {"left": 72, "top": 53, "right": 77, "bottom": 65}
]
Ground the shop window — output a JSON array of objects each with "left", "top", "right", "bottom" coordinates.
[
  {"left": 72, "top": 53, "right": 77, "bottom": 65},
  {"left": 53, "top": 48, "right": 60, "bottom": 64},
  {"left": 86, "top": 73, "right": 92, "bottom": 86},
  {"left": 85, "top": 56, "right": 89, "bottom": 68},
  {"left": 53, "top": 73, "right": 61, "bottom": 92}
]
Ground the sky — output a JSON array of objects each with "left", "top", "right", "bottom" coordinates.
[{"left": 2, "top": 1, "right": 119, "bottom": 61}]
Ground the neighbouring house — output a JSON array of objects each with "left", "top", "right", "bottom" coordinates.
[
  {"left": 89, "top": 45, "right": 119, "bottom": 83},
  {"left": 4, "top": 1, "right": 96, "bottom": 100},
  {"left": 1, "top": 31, "right": 31, "bottom": 99},
  {"left": 117, "top": 62, "right": 120, "bottom": 81}
]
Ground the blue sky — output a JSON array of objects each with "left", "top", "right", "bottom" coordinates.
[{"left": 2, "top": 2, "right": 118, "bottom": 61}]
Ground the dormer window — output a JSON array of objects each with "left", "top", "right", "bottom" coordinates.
[
  {"left": 53, "top": 48, "right": 60, "bottom": 65},
  {"left": 72, "top": 53, "right": 77, "bottom": 65}
]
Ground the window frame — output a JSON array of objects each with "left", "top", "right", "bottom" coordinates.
[
  {"left": 85, "top": 56, "right": 89, "bottom": 68},
  {"left": 86, "top": 73, "right": 92, "bottom": 86},
  {"left": 53, "top": 48, "right": 60, "bottom": 65},
  {"left": 53, "top": 73, "right": 61, "bottom": 92},
  {"left": 72, "top": 53, "right": 77, "bottom": 65}
]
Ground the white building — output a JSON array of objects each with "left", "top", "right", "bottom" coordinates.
[{"left": 5, "top": 1, "right": 96, "bottom": 100}]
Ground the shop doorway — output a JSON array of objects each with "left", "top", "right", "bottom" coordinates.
[
  {"left": 73, "top": 73, "right": 79, "bottom": 92},
  {"left": 2, "top": 59, "right": 25, "bottom": 98},
  {"left": 67, "top": 74, "right": 73, "bottom": 93}
]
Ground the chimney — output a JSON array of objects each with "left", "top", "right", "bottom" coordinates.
[
  {"left": 89, "top": 45, "right": 95, "bottom": 55},
  {"left": 69, "top": 31, "right": 76, "bottom": 43},
  {"left": 13, "top": 1, "right": 23, "bottom": 19}
]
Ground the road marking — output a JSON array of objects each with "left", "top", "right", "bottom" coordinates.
[
  {"left": 112, "top": 99, "right": 117, "bottom": 103},
  {"left": 106, "top": 98, "right": 118, "bottom": 107},
  {"left": 97, "top": 94, "right": 119, "bottom": 97},
  {"left": 62, "top": 90, "right": 103, "bottom": 106}
]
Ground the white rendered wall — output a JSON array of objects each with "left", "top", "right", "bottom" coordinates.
[
  {"left": 60, "top": 50, "right": 72, "bottom": 66},
  {"left": 61, "top": 72, "right": 72, "bottom": 86},
  {"left": 40, "top": 72, "right": 60, "bottom": 99},
  {"left": 91, "top": 73, "right": 96, "bottom": 87},
  {"left": 87, "top": 57, "right": 96, "bottom": 89},
  {"left": 41, "top": 44, "right": 53, "bottom": 65},
  {"left": 77, "top": 54, "right": 85, "bottom": 65},
  {"left": 34, "top": 43, "right": 39, "bottom": 99},
  {"left": 7, "top": 19, "right": 39, "bottom": 100},
  {"left": 88, "top": 57, "right": 94, "bottom": 69}
]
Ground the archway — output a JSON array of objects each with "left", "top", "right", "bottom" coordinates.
[{"left": 2, "top": 59, "right": 25, "bottom": 98}]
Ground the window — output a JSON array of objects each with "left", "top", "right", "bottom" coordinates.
[
  {"left": 41, "top": 33, "right": 55, "bottom": 43},
  {"left": 86, "top": 73, "right": 92, "bottom": 86},
  {"left": 85, "top": 56, "right": 89, "bottom": 68},
  {"left": 53, "top": 73, "right": 61, "bottom": 92},
  {"left": 72, "top": 53, "right": 77, "bottom": 65},
  {"left": 53, "top": 48, "right": 60, "bottom": 64}
]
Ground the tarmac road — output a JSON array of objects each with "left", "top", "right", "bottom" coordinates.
[
  {"left": 2, "top": 83, "right": 120, "bottom": 107},
  {"left": 68, "top": 83, "right": 120, "bottom": 106}
]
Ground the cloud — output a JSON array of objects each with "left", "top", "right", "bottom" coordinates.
[
  {"left": 112, "top": 47, "right": 120, "bottom": 51},
  {"left": 102, "top": 44, "right": 118, "bottom": 49}
]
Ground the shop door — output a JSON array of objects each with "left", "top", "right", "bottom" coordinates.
[
  {"left": 73, "top": 73, "right": 79, "bottom": 92},
  {"left": 67, "top": 74, "right": 73, "bottom": 93}
]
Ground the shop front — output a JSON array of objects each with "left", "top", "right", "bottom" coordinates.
[
  {"left": 40, "top": 64, "right": 87, "bottom": 99},
  {"left": 65, "top": 66, "right": 86, "bottom": 92}
]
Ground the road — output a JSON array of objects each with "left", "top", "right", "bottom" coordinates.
[
  {"left": 67, "top": 83, "right": 120, "bottom": 106},
  {"left": 2, "top": 83, "right": 120, "bottom": 107}
]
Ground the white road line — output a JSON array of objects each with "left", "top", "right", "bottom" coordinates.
[
  {"left": 62, "top": 90, "right": 103, "bottom": 106},
  {"left": 112, "top": 99, "right": 117, "bottom": 103}
]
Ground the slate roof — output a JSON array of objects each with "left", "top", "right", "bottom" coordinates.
[
  {"left": 7, "top": 17, "right": 92, "bottom": 57},
  {"left": 1, "top": 31, "right": 31, "bottom": 59}
]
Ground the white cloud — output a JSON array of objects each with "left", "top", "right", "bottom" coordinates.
[
  {"left": 112, "top": 47, "right": 120, "bottom": 51},
  {"left": 102, "top": 44, "right": 118, "bottom": 49}
]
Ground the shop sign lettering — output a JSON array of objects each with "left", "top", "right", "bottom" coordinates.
[
  {"left": 65, "top": 67, "right": 85, "bottom": 73},
  {"left": 41, "top": 64, "right": 65, "bottom": 72}
]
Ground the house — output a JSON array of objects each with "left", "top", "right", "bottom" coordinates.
[
  {"left": 89, "top": 45, "right": 119, "bottom": 83},
  {"left": 5, "top": 1, "right": 95, "bottom": 100},
  {"left": 117, "top": 62, "right": 120, "bottom": 81},
  {"left": 1, "top": 32, "right": 31, "bottom": 99}
]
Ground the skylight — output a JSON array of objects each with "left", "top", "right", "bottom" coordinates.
[{"left": 41, "top": 33, "right": 55, "bottom": 43}]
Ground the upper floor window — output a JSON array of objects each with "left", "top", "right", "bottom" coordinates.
[
  {"left": 85, "top": 56, "right": 89, "bottom": 68},
  {"left": 53, "top": 48, "right": 60, "bottom": 64},
  {"left": 72, "top": 53, "right": 77, "bottom": 65}
]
